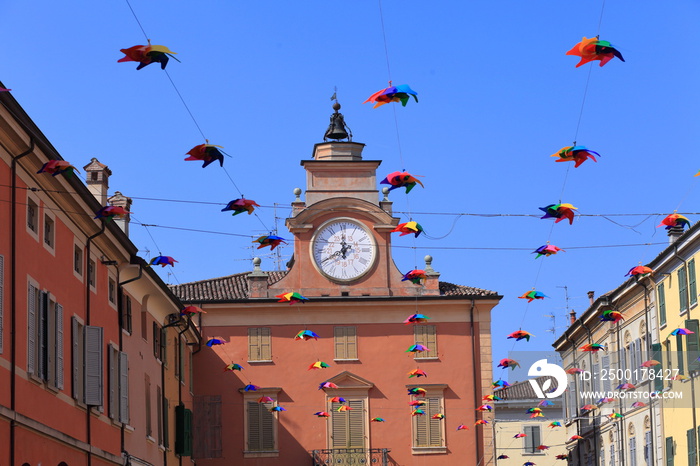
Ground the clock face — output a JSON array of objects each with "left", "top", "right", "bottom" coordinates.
[{"left": 311, "top": 219, "right": 376, "bottom": 282}]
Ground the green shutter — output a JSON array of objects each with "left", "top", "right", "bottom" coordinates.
[
  {"left": 666, "top": 437, "right": 674, "bottom": 466},
  {"left": 676, "top": 334, "right": 685, "bottom": 375},
  {"left": 652, "top": 343, "right": 664, "bottom": 392},
  {"left": 176, "top": 404, "right": 193, "bottom": 456},
  {"left": 659, "top": 284, "right": 667, "bottom": 326},
  {"left": 686, "top": 320, "right": 700, "bottom": 371},
  {"left": 680, "top": 267, "right": 689, "bottom": 312},
  {"left": 689, "top": 259, "right": 697, "bottom": 305},
  {"left": 688, "top": 429, "right": 696, "bottom": 466}
]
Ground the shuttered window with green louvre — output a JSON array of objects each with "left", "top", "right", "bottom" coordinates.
[
  {"left": 651, "top": 343, "right": 664, "bottom": 392},
  {"left": 176, "top": 404, "right": 193, "bottom": 456},
  {"left": 666, "top": 437, "right": 674, "bottom": 466},
  {"left": 413, "top": 396, "right": 444, "bottom": 448},
  {"left": 658, "top": 284, "right": 667, "bottom": 326},
  {"left": 247, "top": 401, "right": 275, "bottom": 451},
  {"left": 685, "top": 319, "right": 700, "bottom": 371},
  {"left": 331, "top": 400, "right": 365, "bottom": 448},
  {"left": 687, "top": 429, "right": 696, "bottom": 466},
  {"left": 689, "top": 259, "right": 697, "bottom": 306}
]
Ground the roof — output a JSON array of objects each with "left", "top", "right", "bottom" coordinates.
[
  {"left": 170, "top": 271, "right": 499, "bottom": 302},
  {"left": 496, "top": 376, "right": 559, "bottom": 401}
]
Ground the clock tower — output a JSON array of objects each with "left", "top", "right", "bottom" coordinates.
[{"left": 269, "top": 105, "right": 439, "bottom": 298}]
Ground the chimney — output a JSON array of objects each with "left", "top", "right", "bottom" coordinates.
[
  {"left": 587, "top": 291, "right": 595, "bottom": 305},
  {"left": 422, "top": 255, "right": 441, "bottom": 296},
  {"left": 668, "top": 225, "right": 685, "bottom": 244},
  {"left": 569, "top": 309, "right": 577, "bottom": 325},
  {"left": 107, "top": 191, "right": 132, "bottom": 236},
  {"left": 247, "top": 257, "right": 269, "bottom": 298},
  {"left": 83, "top": 158, "right": 112, "bottom": 205}
]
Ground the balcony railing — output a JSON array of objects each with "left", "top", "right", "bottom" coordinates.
[{"left": 311, "top": 448, "right": 390, "bottom": 465}]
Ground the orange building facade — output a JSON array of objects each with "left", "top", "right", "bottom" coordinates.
[
  {"left": 0, "top": 88, "right": 199, "bottom": 465},
  {"left": 173, "top": 136, "right": 502, "bottom": 465}
]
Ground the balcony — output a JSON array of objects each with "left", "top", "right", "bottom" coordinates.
[{"left": 311, "top": 448, "right": 391, "bottom": 465}]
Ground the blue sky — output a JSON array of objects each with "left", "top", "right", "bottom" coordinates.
[{"left": 3, "top": 1, "right": 700, "bottom": 378}]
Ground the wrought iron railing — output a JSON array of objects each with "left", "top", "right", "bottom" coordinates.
[{"left": 311, "top": 448, "right": 390, "bottom": 465}]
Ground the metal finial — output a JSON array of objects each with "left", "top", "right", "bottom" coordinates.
[
  {"left": 382, "top": 187, "right": 390, "bottom": 201},
  {"left": 293, "top": 187, "right": 302, "bottom": 202}
]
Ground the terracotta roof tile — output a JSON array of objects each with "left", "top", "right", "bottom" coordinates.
[
  {"left": 497, "top": 376, "right": 560, "bottom": 400},
  {"left": 170, "top": 272, "right": 499, "bottom": 302}
]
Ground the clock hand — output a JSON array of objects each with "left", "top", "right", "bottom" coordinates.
[{"left": 321, "top": 251, "right": 342, "bottom": 263}]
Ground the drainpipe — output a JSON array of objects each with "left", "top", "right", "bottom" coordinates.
[
  {"left": 673, "top": 245, "right": 698, "bottom": 459},
  {"left": 582, "top": 320, "right": 599, "bottom": 465},
  {"left": 469, "top": 299, "right": 483, "bottom": 463},
  {"left": 8, "top": 137, "right": 35, "bottom": 466},
  {"left": 118, "top": 260, "right": 143, "bottom": 459}
]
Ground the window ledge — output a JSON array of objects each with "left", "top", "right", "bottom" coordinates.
[
  {"left": 414, "top": 357, "right": 439, "bottom": 361},
  {"left": 412, "top": 447, "right": 447, "bottom": 455},
  {"left": 124, "top": 424, "right": 135, "bottom": 432},
  {"left": 680, "top": 309, "right": 689, "bottom": 317},
  {"left": 146, "top": 435, "right": 157, "bottom": 444},
  {"left": 243, "top": 450, "right": 279, "bottom": 458},
  {"left": 248, "top": 360, "right": 274, "bottom": 364},
  {"left": 334, "top": 359, "right": 360, "bottom": 362}
]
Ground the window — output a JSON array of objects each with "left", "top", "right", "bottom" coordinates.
[
  {"left": 523, "top": 425, "right": 542, "bottom": 453},
  {"left": 161, "top": 327, "right": 168, "bottom": 367},
  {"left": 27, "top": 198, "right": 38, "bottom": 233},
  {"left": 248, "top": 328, "right": 271, "bottom": 361},
  {"left": 602, "top": 356, "right": 612, "bottom": 393},
  {"left": 142, "top": 306, "right": 148, "bottom": 341},
  {"left": 243, "top": 389, "right": 280, "bottom": 455},
  {"left": 334, "top": 326, "right": 357, "bottom": 360},
  {"left": 27, "top": 284, "right": 64, "bottom": 389},
  {"left": 193, "top": 395, "right": 222, "bottom": 458},
  {"left": 88, "top": 259, "right": 96, "bottom": 289},
  {"left": 331, "top": 399, "right": 365, "bottom": 449},
  {"left": 157, "top": 386, "right": 163, "bottom": 445},
  {"left": 690, "top": 259, "right": 697, "bottom": 306},
  {"left": 658, "top": 283, "right": 667, "bottom": 326},
  {"left": 120, "top": 293, "right": 132, "bottom": 333},
  {"left": 679, "top": 266, "right": 689, "bottom": 313},
  {"left": 412, "top": 396, "right": 444, "bottom": 450},
  {"left": 413, "top": 325, "right": 437, "bottom": 359},
  {"left": 108, "top": 345, "right": 129, "bottom": 424},
  {"left": 43, "top": 214, "right": 54, "bottom": 248},
  {"left": 72, "top": 317, "right": 85, "bottom": 402},
  {"left": 74, "top": 245, "right": 83, "bottom": 276},
  {"left": 666, "top": 437, "right": 674, "bottom": 466},
  {"left": 108, "top": 278, "right": 116, "bottom": 304},
  {"left": 162, "top": 395, "right": 170, "bottom": 448},
  {"left": 0, "top": 255, "right": 4, "bottom": 354},
  {"left": 179, "top": 337, "right": 185, "bottom": 382},
  {"left": 176, "top": 403, "right": 193, "bottom": 456},
  {"left": 630, "top": 437, "right": 637, "bottom": 466}
]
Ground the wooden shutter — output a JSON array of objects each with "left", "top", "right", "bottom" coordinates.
[
  {"left": 652, "top": 343, "right": 664, "bottom": 392},
  {"left": 690, "top": 259, "right": 697, "bottom": 305},
  {"left": 688, "top": 430, "right": 696, "bottom": 466},
  {"left": 602, "top": 356, "right": 611, "bottom": 393},
  {"left": 84, "top": 325, "right": 103, "bottom": 406},
  {"left": 666, "top": 437, "right": 674, "bottom": 466},
  {"left": 27, "top": 284, "right": 37, "bottom": 375},
  {"left": 658, "top": 284, "right": 667, "bottom": 326},
  {"left": 72, "top": 317, "right": 80, "bottom": 400},
  {"left": 142, "top": 308, "right": 148, "bottom": 341},
  {"left": 523, "top": 425, "right": 534, "bottom": 452},
  {"left": 261, "top": 401, "right": 274, "bottom": 450},
  {"left": 414, "top": 325, "right": 437, "bottom": 358},
  {"left": 176, "top": 404, "right": 193, "bottom": 456},
  {"left": 178, "top": 337, "right": 185, "bottom": 380},
  {"left": 331, "top": 402, "right": 348, "bottom": 448},
  {"left": 260, "top": 328, "right": 271, "bottom": 360},
  {"left": 247, "top": 401, "right": 274, "bottom": 451},
  {"left": 108, "top": 347, "right": 117, "bottom": 420},
  {"left": 163, "top": 397, "right": 169, "bottom": 448},
  {"left": 645, "top": 431, "right": 652, "bottom": 463},
  {"left": 38, "top": 292, "right": 48, "bottom": 380},
  {"left": 119, "top": 351, "right": 129, "bottom": 423},
  {"left": 0, "top": 255, "right": 4, "bottom": 354},
  {"left": 145, "top": 374, "right": 152, "bottom": 436},
  {"left": 193, "top": 395, "right": 222, "bottom": 458},
  {"left": 161, "top": 327, "right": 168, "bottom": 367},
  {"left": 153, "top": 322, "right": 160, "bottom": 358},
  {"left": 630, "top": 437, "right": 637, "bottom": 466},
  {"left": 248, "top": 328, "right": 259, "bottom": 360},
  {"left": 414, "top": 403, "right": 428, "bottom": 446},
  {"left": 426, "top": 397, "right": 442, "bottom": 447},
  {"left": 676, "top": 334, "right": 685, "bottom": 375},
  {"left": 55, "top": 303, "right": 64, "bottom": 389},
  {"left": 685, "top": 320, "right": 700, "bottom": 371},
  {"left": 680, "top": 267, "right": 689, "bottom": 311},
  {"left": 157, "top": 386, "right": 163, "bottom": 445},
  {"left": 334, "top": 327, "right": 357, "bottom": 360}
]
